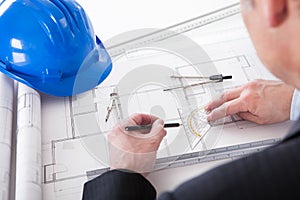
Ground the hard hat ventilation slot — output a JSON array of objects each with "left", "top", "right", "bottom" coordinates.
[
  {"left": 0, "top": 60, "right": 5, "bottom": 68},
  {"left": 0, "top": 60, "right": 11, "bottom": 70},
  {"left": 49, "top": 0, "right": 76, "bottom": 32}
]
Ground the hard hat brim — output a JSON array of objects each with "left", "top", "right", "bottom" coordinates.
[{"left": 0, "top": 47, "right": 112, "bottom": 97}]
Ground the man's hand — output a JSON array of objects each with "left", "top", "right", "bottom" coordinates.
[
  {"left": 205, "top": 79, "right": 294, "bottom": 124},
  {"left": 108, "top": 113, "right": 167, "bottom": 176}
]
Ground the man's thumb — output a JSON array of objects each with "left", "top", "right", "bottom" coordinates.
[{"left": 150, "top": 119, "right": 164, "bottom": 135}]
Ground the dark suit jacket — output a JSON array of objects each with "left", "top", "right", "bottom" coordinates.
[{"left": 82, "top": 121, "right": 300, "bottom": 200}]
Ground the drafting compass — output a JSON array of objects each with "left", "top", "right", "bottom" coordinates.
[
  {"left": 164, "top": 74, "right": 232, "bottom": 91},
  {"left": 105, "top": 89, "right": 122, "bottom": 122}
]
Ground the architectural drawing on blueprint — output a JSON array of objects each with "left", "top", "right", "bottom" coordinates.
[
  {"left": 15, "top": 83, "right": 42, "bottom": 200},
  {"left": 40, "top": 8, "right": 291, "bottom": 200},
  {"left": 0, "top": 73, "right": 13, "bottom": 200}
]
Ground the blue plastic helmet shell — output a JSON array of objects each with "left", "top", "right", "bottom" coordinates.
[{"left": 0, "top": 0, "right": 112, "bottom": 96}]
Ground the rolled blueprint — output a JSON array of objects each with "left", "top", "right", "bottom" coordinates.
[
  {"left": 15, "top": 83, "right": 41, "bottom": 200},
  {"left": 0, "top": 73, "right": 14, "bottom": 200}
]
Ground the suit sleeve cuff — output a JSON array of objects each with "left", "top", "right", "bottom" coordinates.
[
  {"left": 82, "top": 169, "right": 156, "bottom": 200},
  {"left": 290, "top": 89, "right": 300, "bottom": 120}
]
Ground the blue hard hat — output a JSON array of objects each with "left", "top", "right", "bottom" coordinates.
[{"left": 0, "top": 0, "right": 112, "bottom": 96}]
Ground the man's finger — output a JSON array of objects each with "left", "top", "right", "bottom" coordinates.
[
  {"left": 207, "top": 98, "right": 247, "bottom": 121},
  {"left": 237, "top": 112, "right": 261, "bottom": 124},
  {"left": 113, "top": 114, "right": 157, "bottom": 134},
  {"left": 205, "top": 86, "right": 243, "bottom": 111},
  {"left": 150, "top": 119, "right": 167, "bottom": 140},
  {"left": 130, "top": 113, "right": 158, "bottom": 125}
]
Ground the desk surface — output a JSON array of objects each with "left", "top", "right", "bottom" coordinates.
[{"left": 39, "top": 1, "right": 294, "bottom": 199}]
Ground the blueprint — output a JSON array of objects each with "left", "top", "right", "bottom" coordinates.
[
  {"left": 15, "top": 83, "right": 42, "bottom": 200},
  {"left": 0, "top": 3, "right": 291, "bottom": 200},
  {"left": 39, "top": 9, "right": 291, "bottom": 200},
  {"left": 0, "top": 73, "right": 13, "bottom": 200}
]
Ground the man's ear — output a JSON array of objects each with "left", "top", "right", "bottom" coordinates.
[{"left": 262, "top": 0, "right": 287, "bottom": 27}]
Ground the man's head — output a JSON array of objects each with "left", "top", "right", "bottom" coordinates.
[{"left": 241, "top": 0, "right": 300, "bottom": 88}]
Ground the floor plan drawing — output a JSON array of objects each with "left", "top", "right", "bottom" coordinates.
[
  {"left": 38, "top": 9, "right": 292, "bottom": 199},
  {"left": 0, "top": 2, "right": 293, "bottom": 200}
]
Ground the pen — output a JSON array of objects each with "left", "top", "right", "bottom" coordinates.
[{"left": 125, "top": 123, "right": 181, "bottom": 131}]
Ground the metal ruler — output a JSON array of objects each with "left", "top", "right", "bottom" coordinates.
[
  {"left": 86, "top": 138, "right": 281, "bottom": 180},
  {"left": 106, "top": 3, "right": 241, "bottom": 58}
]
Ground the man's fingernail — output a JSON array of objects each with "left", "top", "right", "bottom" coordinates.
[{"left": 205, "top": 105, "right": 212, "bottom": 112}]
